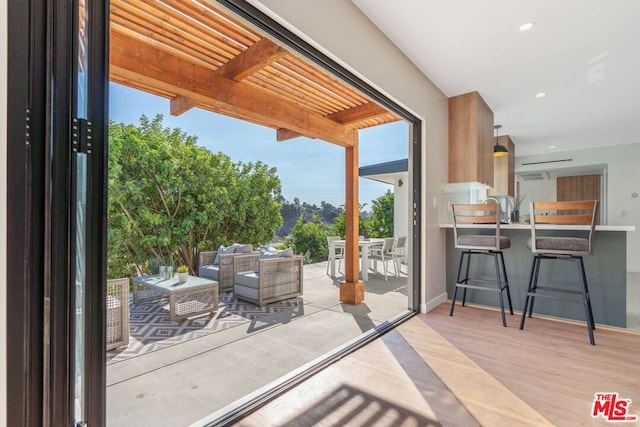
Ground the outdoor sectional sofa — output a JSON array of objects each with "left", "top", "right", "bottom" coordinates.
[
  {"left": 233, "top": 252, "right": 303, "bottom": 306},
  {"left": 198, "top": 244, "right": 259, "bottom": 293}
]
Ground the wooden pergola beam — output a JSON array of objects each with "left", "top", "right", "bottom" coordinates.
[
  {"left": 170, "top": 38, "right": 287, "bottom": 116},
  {"left": 170, "top": 95, "right": 199, "bottom": 116},
  {"left": 216, "top": 37, "right": 287, "bottom": 81},
  {"left": 110, "top": 32, "right": 356, "bottom": 147},
  {"left": 326, "top": 102, "right": 391, "bottom": 125},
  {"left": 276, "top": 128, "right": 307, "bottom": 142},
  {"left": 276, "top": 102, "right": 391, "bottom": 141}
]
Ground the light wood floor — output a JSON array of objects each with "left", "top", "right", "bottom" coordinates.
[
  {"left": 238, "top": 303, "right": 640, "bottom": 426},
  {"left": 422, "top": 303, "right": 640, "bottom": 426}
]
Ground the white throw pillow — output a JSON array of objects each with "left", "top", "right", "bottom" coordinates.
[
  {"left": 277, "top": 248, "right": 294, "bottom": 257},
  {"left": 235, "top": 244, "right": 254, "bottom": 254},
  {"left": 254, "top": 247, "right": 293, "bottom": 272}
]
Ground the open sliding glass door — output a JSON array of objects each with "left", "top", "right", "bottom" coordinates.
[
  {"left": 47, "top": 0, "right": 109, "bottom": 425},
  {"left": 7, "top": 0, "right": 107, "bottom": 424}
]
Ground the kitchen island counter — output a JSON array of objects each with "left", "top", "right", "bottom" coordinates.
[
  {"left": 441, "top": 223, "right": 635, "bottom": 327},
  {"left": 440, "top": 223, "right": 635, "bottom": 232}
]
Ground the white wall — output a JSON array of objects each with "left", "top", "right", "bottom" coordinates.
[
  {"left": 518, "top": 177, "right": 558, "bottom": 221},
  {"left": 1, "top": 0, "right": 8, "bottom": 419},
  {"left": 249, "top": 0, "right": 449, "bottom": 310},
  {"left": 517, "top": 143, "right": 640, "bottom": 271}
]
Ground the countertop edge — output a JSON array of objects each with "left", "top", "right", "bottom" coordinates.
[{"left": 439, "top": 223, "right": 635, "bottom": 232}]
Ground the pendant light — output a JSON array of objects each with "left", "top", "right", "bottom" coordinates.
[{"left": 493, "top": 124, "right": 508, "bottom": 157}]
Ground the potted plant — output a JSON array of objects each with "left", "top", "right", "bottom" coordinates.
[{"left": 176, "top": 265, "right": 189, "bottom": 283}]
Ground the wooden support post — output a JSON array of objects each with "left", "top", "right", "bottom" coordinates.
[{"left": 340, "top": 139, "right": 364, "bottom": 304}]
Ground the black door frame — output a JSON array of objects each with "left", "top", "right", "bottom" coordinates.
[
  {"left": 7, "top": 0, "right": 47, "bottom": 424},
  {"left": 6, "top": 0, "right": 109, "bottom": 425}
]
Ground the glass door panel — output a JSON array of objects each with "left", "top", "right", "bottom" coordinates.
[
  {"left": 73, "top": 0, "right": 89, "bottom": 424},
  {"left": 73, "top": 153, "right": 88, "bottom": 423}
]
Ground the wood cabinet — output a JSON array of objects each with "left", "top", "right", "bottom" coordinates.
[
  {"left": 492, "top": 135, "right": 515, "bottom": 196},
  {"left": 557, "top": 174, "right": 601, "bottom": 223},
  {"left": 448, "top": 91, "right": 494, "bottom": 186}
]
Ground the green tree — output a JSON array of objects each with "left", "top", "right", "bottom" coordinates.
[
  {"left": 287, "top": 214, "right": 328, "bottom": 263},
  {"left": 329, "top": 203, "right": 372, "bottom": 238},
  {"left": 277, "top": 198, "right": 344, "bottom": 237},
  {"left": 108, "top": 114, "right": 282, "bottom": 278},
  {"left": 370, "top": 190, "right": 394, "bottom": 237},
  {"left": 319, "top": 201, "right": 342, "bottom": 224}
]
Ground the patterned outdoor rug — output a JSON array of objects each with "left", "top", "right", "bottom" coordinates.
[{"left": 107, "top": 293, "right": 308, "bottom": 364}]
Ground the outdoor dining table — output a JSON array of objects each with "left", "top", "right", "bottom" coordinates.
[{"left": 330, "top": 238, "right": 385, "bottom": 281}]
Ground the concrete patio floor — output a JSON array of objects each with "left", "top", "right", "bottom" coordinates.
[{"left": 106, "top": 261, "right": 410, "bottom": 426}]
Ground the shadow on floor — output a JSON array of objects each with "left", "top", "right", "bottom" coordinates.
[
  {"left": 246, "top": 298, "right": 305, "bottom": 333},
  {"left": 340, "top": 303, "right": 376, "bottom": 333},
  {"left": 271, "top": 384, "right": 441, "bottom": 427}
]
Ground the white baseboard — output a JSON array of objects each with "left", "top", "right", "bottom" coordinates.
[
  {"left": 628, "top": 267, "right": 640, "bottom": 273},
  {"left": 422, "top": 292, "right": 447, "bottom": 313}
]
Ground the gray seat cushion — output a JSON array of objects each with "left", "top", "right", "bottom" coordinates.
[
  {"left": 234, "top": 271, "right": 259, "bottom": 288},
  {"left": 527, "top": 237, "right": 589, "bottom": 253},
  {"left": 198, "top": 264, "right": 219, "bottom": 280},
  {"left": 234, "top": 272, "right": 260, "bottom": 301},
  {"left": 457, "top": 235, "right": 510, "bottom": 249}
]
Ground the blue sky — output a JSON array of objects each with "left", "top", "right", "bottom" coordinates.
[{"left": 109, "top": 83, "right": 408, "bottom": 207}]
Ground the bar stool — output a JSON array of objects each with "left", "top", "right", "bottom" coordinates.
[
  {"left": 449, "top": 203, "right": 513, "bottom": 327},
  {"left": 519, "top": 200, "right": 598, "bottom": 345}
]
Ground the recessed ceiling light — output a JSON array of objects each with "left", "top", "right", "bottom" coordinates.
[
  {"left": 549, "top": 145, "right": 556, "bottom": 149},
  {"left": 535, "top": 92, "right": 547, "bottom": 98},
  {"left": 519, "top": 22, "right": 535, "bottom": 32}
]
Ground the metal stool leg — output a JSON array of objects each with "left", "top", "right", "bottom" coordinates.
[
  {"left": 520, "top": 256, "right": 538, "bottom": 330},
  {"left": 461, "top": 250, "right": 471, "bottom": 306},
  {"left": 451, "top": 248, "right": 513, "bottom": 326},
  {"left": 576, "top": 256, "right": 596, "bottom": 345},
  {"left": 528, "top": 256, "right": 542, "bottom": 317},
  {"left": 499, "top": 251, "right": 513, "bottom": 315},
  {"left": 449, "top": 285, "right": 459, "bottom": 316},
  {"left": 578, "top": 256, "right": 596, "bottom": 331},
  {"left": 450, "top": 251, "right": 466, "bottom": 316},
  {"left": 493, "top": 252, "right": 507, "bottom": 327}
]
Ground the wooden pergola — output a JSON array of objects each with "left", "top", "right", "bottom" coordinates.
[{"left": 109, "top": 0, "right": 401, "bottom": 303}]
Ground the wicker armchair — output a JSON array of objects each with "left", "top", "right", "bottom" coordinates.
[
  {"left": 199, "top": 249, "right": 259, "bottom": 293},
  {"left": 233, "top": 254, "right": 303, "bottom": 306},
  {"left": 106, "top": 278, "right": 130, "bottom": 351}
]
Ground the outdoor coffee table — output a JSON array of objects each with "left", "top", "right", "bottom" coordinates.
[{"left": 132, "top": 274, "right": 219, "bottom": 322}]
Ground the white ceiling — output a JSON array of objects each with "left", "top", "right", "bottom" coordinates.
[{"left": 352, "top": 0, "right": 640, "bottom": 156}]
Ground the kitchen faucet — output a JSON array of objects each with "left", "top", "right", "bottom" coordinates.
[{"left": 482, "top": 196, "right": 513, "bottom": 223}]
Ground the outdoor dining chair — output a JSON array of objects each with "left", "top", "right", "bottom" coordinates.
[
  {"left": 367, "top": 237, "right": 396, "bottom": 281},
  {"left": 392, "top": 236, "right": 408, "bottom": 275},
  {"left": 326, "top": 236, "right": 344, "bottom": 277}
]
